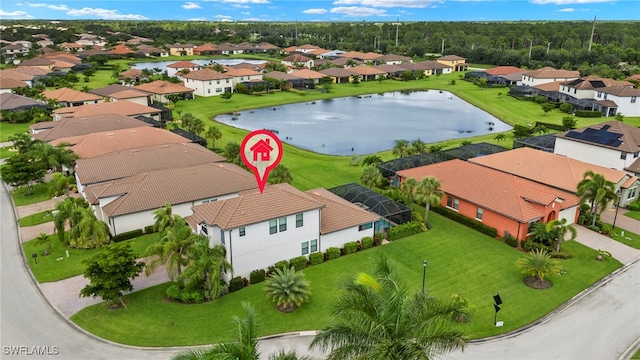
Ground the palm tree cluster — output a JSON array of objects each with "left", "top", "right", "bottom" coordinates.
[
  {"left": 392, "top": 138, "right": 429, "bottom": 158},
  {"left": 577, "top": 170, "right": 618, "bottom": 227},
  {"left": 144, "top": 204, "right": 231, "bottom": 301},
  {"left": 401, "top": 176, "right": 444, "bottom": 227},
  {"left": 53, "top": 197, "right": 111, "bottom": 249}
]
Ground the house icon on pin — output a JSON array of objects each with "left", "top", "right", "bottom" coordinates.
[{"left": 250, "top": 138, "right": 273, "bottom": 161}]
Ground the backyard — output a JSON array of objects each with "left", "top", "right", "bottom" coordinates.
[{"left": 70, "top": 212, "right": 621, "bottom": 346}]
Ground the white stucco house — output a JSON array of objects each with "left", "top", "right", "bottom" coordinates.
[
  {"left": 182, "top": 68, "right": 234, "bottom": 97},
  {"left": 188, "top": 184, "right": 379, "bottom": 278},
  {"left": 596, "top": 86, "right": 640, "bottom": 117},
  {"left": 521, "top": 67, "right": 579, "bottom": 87}
]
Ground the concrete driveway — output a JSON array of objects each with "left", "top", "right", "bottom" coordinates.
[{"left": 575, "top": 225, "right": 640, "bottom": 265}]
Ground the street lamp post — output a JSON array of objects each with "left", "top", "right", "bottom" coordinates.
[
  {"left": 422, "top": 260, "right": 427, "bottom": 293},
  {"left": 613, "top": 191, "right": 622, "bottom": 230}
]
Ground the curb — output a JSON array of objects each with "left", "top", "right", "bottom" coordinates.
[{"left": 619, "top": 337, "right": 640, "bottom": 360}]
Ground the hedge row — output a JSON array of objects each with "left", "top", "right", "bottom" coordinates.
[
  {"left": 112, "top": 229, "right": 144, "bottom": 243},
  {"left": 387, "top": 221, "right": 425, "bottom": 241},
  {"left": 431, "top": 206, "right": 498, "bottom": 238},
  {"left": 575, "top": 110, "right": 601, "bottom": 118}
]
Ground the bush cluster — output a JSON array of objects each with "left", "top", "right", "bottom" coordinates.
[
  {"left": 289, "top": 256, "right": 308, "bottom": 270},
  {"left": 309, "top": 252, "right": 324, "bottom": 265},
  {"left": 361, "top": 236, "right": 374, "bottom": 249},
  {"left": 112, "top": 229, "right": 144, "bottom": 243},
  {"left": 325, "top": 247, "right": 341, "bottom": 260},
  {"left": 503, "top": 235, "right": 518, "bottom": 248},
  {"left": 249, "top": 269, "right": 266, "bottom": 284},
  {"left": 522, "top": 240, "right": 548, "bottom": 253},
  {"left": 431, "top": 206, "right": 498, "bottom": 238},
  {"left": 575, "top": 110, "right": 601, "bottom": 118},
  {"left": 628, "top": 201, "right": 640, "bottom": 211},
  {"left": 387, "top": 221, "right": 425, "bottom": 241},
  {"left": 165, "top": 284, "right": 210, "bottom": 303},
  {"left": 343, "top": 241, "right": 358, "bottom": 255},
  {"left": 229, "top": 276, "right": 246, "bottom": 293},
  {"left": 143, "top": 225, "right": 156, "bottom": 234}
]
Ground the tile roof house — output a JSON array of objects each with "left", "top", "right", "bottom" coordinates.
[
  {"left": 75, "top": 142, "right": 225, "bottom": 192},
  {"left": 554, "top": 121, "right": 640, "bottom": 174},
  {"left": 0, "top": 77, "right": 28, "bottom": 94},
  {"left": 0, "top": 67, "right": 50, "bottom": 87},
  {"left": 340, "top": 51, "right": 381, "bottom": 62},
  {"left": 166, "top": 61, "right": 201, "bottom": 77},
  {"left": 85, "top": 162, "right": 256, "bottom": 235},
  {"left": 31, "top": 113, "right": 151, "bottom": 142},
  {"left": 90, "top": 84, "right": 136, "bottom": 97},
  {"left": 397, "top": 159, "right": 580, "bottom": 244},
  {"left": 181, "top": 69, "right": 234, "bottom": 97},
  {"left": 281, "top": 54, "right": 314, "bottom": 69},
  {"left": 133, "top": 80, "right": 195, "bottom": 103},
  {"left": 221, "top": 66, "right": 263, "bottom": 87},
  {"left": 188, "top": 183, "right": 378, "bottom": 278},
  {"left": 437, "top": 55, "right": 467, "bottom": 71},
  {"left": 52, "top": 100, "right": 161, "bottom": 121},
  {"left": 318, "top": 67, "right": 354, "bottom": 84},
  {"left": 469, "top": 147, "right": 639, "bottom": 207},
  {"left": 521, "top": 67, "right": 580, "bottom": 87},
  {"left": 373, "top": 64, "right": 407, "bottom": 78},
  {"left": 106, "top": 88, "right": 151, "bottom": 106},
  {"left": 167, "top": 44, "right": 195, "bottom": 56},
  {"left": 289, "top": 69, "right": 326, "bottom": 83},
  {"left": 348, "top": 65, "right": 387, "bottom": 81},
  {"left": 42, "top": 87, "right": 103, "bottom": 107},
  {"left": 596, "top": 86, "right": 640, "bottom": 116},
  {"left": 18, "top": 57, "right": 55, "bottom": 70},
  {"left": 375, "top": 53, "right": 412, "bottom": 65},
  {"left": 0, "top": 93, "right": 49, "bottom": 111},
  {"left": 483, "top": 66, "right": 526, "bottom": 76}
]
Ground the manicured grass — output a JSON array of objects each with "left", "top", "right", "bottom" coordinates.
[
  {"left": 624, "top": 211, "right": 640, "bottom": 221},
  {"left": 0, "top": 122, "right": 31, "bottom": 142},
  {"left": 610, "top": 227, "right": 640, "bottom": 250},
  {"left": 71, "top": 212, "right": 621, "bottom": 346},
  {"left": 632, "top": 347, "right": 640, "bottom": 359},
  {"left": 24, "top": 233, "right": 158, "bottom": 283},
  {"left": 19, "top": 210, "right": 53, "bottom": 227},
  {"left": 11, "top": 182, "right": 52, "bottom": 206},
  {"left": 0, "top": 146, "right": 15, "bottom": 159}
]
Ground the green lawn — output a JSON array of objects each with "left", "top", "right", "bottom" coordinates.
[
  {"left": 0, "top": 122, "right": 31, "bottom": 142},
  {"left": 11, "top": 182, "right": 53, "bottom": 206},
  {"left": 0, "top": 146, "right": 15, "bottom": 159},
  {"left": 19, "top": 210, "right": 53, "bottom": 227},
  {"left": 70, "top": 212, "right": 621, "bottom": 346},
  {"left": 624, "top": 211, "right": 640, "bottom": 221},
  {"left": 632, "top": 347, "right": 640, "bottom": 359},
  {"left": 24, "top": 233, "right": 158, "bottom": 283},
  {"left": 610, "top": 227, "right": 640, "bottom": 250}
]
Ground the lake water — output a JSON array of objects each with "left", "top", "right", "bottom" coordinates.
[
  {"left": 215, "top": 90, "right": 511, "bottom": 156},
  {"left": 131, "top": 59, "right": 266, "bottom": 71}
]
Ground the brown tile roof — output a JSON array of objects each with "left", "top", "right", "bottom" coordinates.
[
  {"left": 221, "top": 67, "right": 262, "bottom": 77},
  {"left": 263, "top": 71, "right": 303, "bottom": 81},
  {"left": 533, "top": 80, "right": 565, "bottom": 92},
  {"left": 0, "top": 69, "right": 35, "bottom": 82},
  {"left": 319, "top": 67, "right": 354, "bottom": 78},
  {"left": 289, "top": 69, "right": 326, "bottom": 79},
  {"left": 562, "top": 76, "right": 631, "bottom": 90},
  {"left": 397, "top": 159, "right": 580, "bottom": 223},
  {"left": 86, "top": 163, "right": 256, "bottom": 217},
  {"left": 438, "top": 55, "right": 465, "bottom": 61},
  {"left": 50, "top": 126, "right": 190, "bottom": 158},
  {"left": 167, "top": 43, "right": 195, "bottom": 49},
  {"left": 348, "top": 66, "right": 387, "bottom": 76},
  {"left": 375, "top": 54, "right": 411, "bottom": 62},
  {"left": 89, "top": 84, "right": 132, "bottom": 97},
  {"left": 330, "top": 57, "right": 362, "bottom": 67},
  {"left": 297, "top": 44, "right": 319, "bottom": 50},
  {"left": 341, "top": 51, "right": 381, "bottom": 61},
  {"left": 523, "top": 67, "right": 579, "bottom": 79},
  {"left": 595, "top": 99, "right": 618, "bottom": 108},
  {"left": 119, "top": 69, "right": 142, "bottom": 79},
  {"left": 374, "top": 64, "right": 407, "bottom": 74},
  {"left": 600, "top": 85, "right": 640, "bottom": 97},
  {"left": 134, "top": 80, "right": 195, "bottom": 95},
  {"left": 108, "top": 89, "right": 150, "bottom": 99},
  {"left": 419, "top": 60, "right": 451, "bottom": 70},
  {"left": 3, "top": 66, "right": 51, "bottom": 76},
  {"left": 52, "top": 100, "right": 160, "bottom": 119},
  {"left": 282, "top": 54, "right": 311, "bottom": 63},
  {"left": 307, "top": 48, "right": 330, "bottom": 56},
  {"left": 484, "top": 66, "right": 525, "bottom": 75},
  {"left": 167, "top": 61, "right": 200, "bottom": 69},
  {"left": 556, "top": 121, "right": 640, "bottom": 153},
  {"left": 76, "top": 142, "right": 225, "bottom": 186},
  {"left": 32, "top": 114, "right": 150, "bottom": 142},
  {"left": 19, "top": 58, "right": 54, "bottom": 66},
  {"left": 306, "top": 188, "right": 380, "bottom": 234},
  {"left": 0, "top": 77, "right": 27, "bottom": 89},
  {"left": 43, "top": 87, "right": 102, "bottom": 103},
  {"left": 190, "top": 183, "right": 323, "bottom": 230},
  {"left": 469, "top": 147, "right": 629, "bottom": 193},
  {"left": 0, "top": 93, "right": 46, "bottom": 110},
  {"left": 182, "top": 68, "right": 232, "bottom": 81},
  {"left": 396, "top": 62, "right": 430, "bottom": 71}
]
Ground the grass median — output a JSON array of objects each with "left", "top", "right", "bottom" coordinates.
[{"left": 71, "top": 212, "right": 621, "bottom": 346}]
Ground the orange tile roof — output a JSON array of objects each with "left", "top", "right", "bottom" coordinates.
[
  {"left": 108, "top": 89, "right": 150, "bottom": 99},
  {"left": 469, "top": 147, "right": 629, "bottom": 193},
  {"left": 484, "top": 66, "right": 525, "bottom": 75},
  {"left": 190, "top": 183, "right": 322, "bottom": 230},
  {"left": 282, "top": 54, "right": 311, "bottom": 63},
  {"left": 341, "top": 51, "right": 381, "bottom": 61},
  {"left": 523, "top": 67, "right": 579, "bottom": 79},
  {"left": 533, "top": 80, "right": 565, "bottom": 92},
  {"left": 182, "top": 68, "right": 232, "bottom": 81},
  {"left": 348, "top": 66, "right": 387, "bottom": 76},
  {"left": 438, "top": 55, "right": 465, "bottom": 61},
  {"left": 167, "top": 61, "right": 200, "bottom": 69},
  {"left": 52, "top": 100, "right": 160, "bottom": 119},
  {"left": 621, "top": 176, "right": 639, "bottom": 189},
  {"left": 76, "top": 142, "right": 225, "bottom": 186},
  {"left": 397, "top": 159, "right": 580, "bottom": 222},
  {"left": 289, "top": 69, "right": 326, "bottom": 79},
  {"left": 86, "top": 163, "right": 257, "bottom": 217},
  {"left": 0, "top": 77, "right": 27, "bottom": 89},
  {"left": 306, "top": 188, "right": 380, "bottom": 234},
  {"left": 222, "top": 67, "right": 262, "bottom": 77},
  {"left": 32, "top": 114, "right": 150, "bottom": 142},
  {"left": 50, "top": 126, "right": 190, "bottom": 158},
  {"left": 134, "top": 80, "right": 194, "bottom": 95},
  {"left": 43, "top": 87, "right": 102, "bottom": 103}
]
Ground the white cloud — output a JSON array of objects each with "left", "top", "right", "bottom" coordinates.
[
  {"left": 558, "top": 7, "right": 575, "bottom": 11},
  {"left": 27, "top": 3, "right": 69, "bottom": 11},
  {"left": 183, "top": 2, "right": 202, "bottom": 9},
  {"left": 207, "top": 0, "right": 270, "bottom": 3},
  {"left": 189, "top": 17, "right": 208, "bottom": 20},
  {"left": 303, "top": 8, "right": 328, "bottom": 14},
  {"left": 0, "top": 10, "right": 33, "bottom": 19},
  {"left": 242, "top": 17, "right": 266, "bottom": 20},
  {"left": 232, "top": 4, "right": 250, "bottom": 8},
  {"left": 531, "top": 0, "right": 612, "bottom": 4},
  {"left": 66, "top": 7, "right": 148, "bottom": 20},
  {"left": 332, "top": 0, "right": 439, "bottom": 8},
  {"left": 331, "top": 6, "right": 387, "bottom": 16},
  {"left": 241, "top": 11, "right": 250, "bottom": 14}
]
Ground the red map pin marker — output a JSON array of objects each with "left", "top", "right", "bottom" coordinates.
[{"left": 240, "top": 130, "right": 283, "bottom": 193}]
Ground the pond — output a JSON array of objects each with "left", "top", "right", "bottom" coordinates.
[
  {"left": 131, "top": 59, "right": 266, "bottom": 72},
  {"left": 215, "top": 90, "right": 511, "bottom": 156}
]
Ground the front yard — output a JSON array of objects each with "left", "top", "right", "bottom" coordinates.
[{"left": 70, "top": 212, "right": 621, "bottom": 346}]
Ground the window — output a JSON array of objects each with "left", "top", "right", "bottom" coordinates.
[
  {"left": 574, "top": 89, "right": 577, "bottom": 94},
  {"left": 621, "top": 152, "right": 628, "bottom": 160},
  {"left": 453, "top": 199, "right": 459, "bottom": 210},
  {"left": 301, "top": 241, "right": 309, "bottom": 255},
  {"left": 632, "top": 97, "right": 637, "bottom": 104},
  {"left": 310, "top": 239, "right": 318, "bottom": 253},
  {"left": 279, "top": 217, "right": 287, "bottom": 232},
  {"left": 200, "top": 225, "right": 208, "bottom": 236},
  {"left": 216, "top": 88, "right": 222, "bottom": 93},
  {"left": 447, "top": 196, "right": 453, "bottom": 208},
  {"left": 635, "top": 152, "right": 639, "bottom": 158},
  {"left": 216, "top": 80, "right": 220, "bottom": 84},
  {"left": 359, "top": 223, "right": 373, "bottom": 231},
  {"left": 207, "top": 89, "right": 211, "bottom": 94},
  {"left": 239, "top": 227, "right": 246, "bottom": 237},
  {"left": 597, "top": 91, "right": 602, "bottom": 98},
  {"left": 296, "top": 213, "right": 303, "bottom": 228},
  {"left": 269, "top": 220, "right": 277, "bottom": 235},
  {"left": 476, "top": 207, "right": 483, "bottom": 220},
  {"left": 209, "top": 81, "right": 212, "bottom": 85},
  {"left": 628, "top": 188, "right": 637, "bottom": 199}
]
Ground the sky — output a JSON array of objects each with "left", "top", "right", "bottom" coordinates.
[{"left": 0, "top": 0, "right": 638, "bottom": 22}]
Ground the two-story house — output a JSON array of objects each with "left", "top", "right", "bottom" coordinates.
[
  {"left": 436, "top": 55, "right": 467, "bottom": 71},
  {"left": 182, "top": 68, "right": 234, "bottom": 97},
  {"left": 167, "top": 44, "right": 195, "bottom": 56},
  {"left": 596, "top": 86, "right": 640, "bottom": 117}
]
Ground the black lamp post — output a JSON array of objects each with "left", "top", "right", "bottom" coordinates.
[
  {"left": 613, "top": 191, "right": 621, "bottom": 230},
  {"left": 422, "top": 260, "right": 427, "bottom": 293}
]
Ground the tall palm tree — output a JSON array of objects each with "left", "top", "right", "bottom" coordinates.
[
  {"left": 68, "top": 207, "right": 111, "bottom": 249},
  {"left": 172, "top": 302, "right": 260, "bottom": 360},
  {"left": 179, "top": 237, "right": 231, "bottom": 299},
  {"left": 577, "top": 171, "right": 618, "bottom": 226},
  {"left": 310, "top": 254, "right": 466, "bottom": 359},
  {"left": 546, "top": 218, "right": 577, "bottom": 252},
  {"left": 360, "top": 166, "right": 383, "bottom": 189},
  {"left": 49, "top": 172, "right": 73, "bottom": 198},
  {"left": 414, "top": 176, "right": 444, "bottom": 225},
  {"left": 268, "top": 350, "right": 315, "bottom": 360},
  {"left": 401, "top": 177, "right": 418, "bottom": 207},
  {"left": 35, "top": 232, "right": 52, "bottom": 256},
  {"left": 411, "top": 138, "right": 427, "bottom": 154},
  {"left": 53, "top": 197, "right": 89, "bottom": 245},
  {"left": 515, "top": 249, "right": 561, "bottom": 282},
  {"left": 263, "top": 267, "right": 311, "bottom": 313},
  {"left": 153, "top": 203, "right": 177, "bottom": 233},
  {"left": 144, "top": 217, "right": 196, "bottom": 282},
  {"left": 392, "top": 139, "right": 410, "bottom": 158},
  {"left": 204, "top": 125, "right": 222, "bottom": 150},
  {"left": 494, "top": 133, "right": 506, "bottom": 145}
]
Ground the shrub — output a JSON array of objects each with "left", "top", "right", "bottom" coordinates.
[
  {"left": 387, "top": 221, "right": 424, "bottom": 241},
  {"left": 289, "top": 256, "right": 308, "bottom": 270},
  {"left": 249, "top": 269, "right": 266, "bottom": 284},
  {"left": 143, "top": 225, "right": 156, "bottom": 234},
  {"left": 325, "top": 247, "right": 341, "bottom": 260},
  {"left": 628, "top": 201, "right": 640, "bottom": 211},
  {"left": 431, "top": 206, "right": 498, "bottom": 238},
  {"left": 575, "top": 110, "right": 601, "bottom": 118},
  {"left": 504, "top": 235, "right": 518, "bottom": 248},
  {"left": 361, "top": 236, "right": 374, "bottom": 250},
  {"left": 600, "top": 223, "right": 612, "bottom": 235},
  {"left": 229, "top": 276, "right": 245, "bottom": 293},
  {"left": 165, "top": 283, "right": 207, "bottom": 303},
  {"left": 586, "top": 224, "right": 601, "bottom": 232},
  {"left": 549, "top": 250, "right": 573, "bottom": 259},
  {"left": 534, "top": 95, "right": 547, "bottom": 104},
  {"left": 111, "top": 229, "right": 144, "bottom": 243},
  {"left": 559, "top": 103, "right": 573, "bottom": 114},
  {"left": 343, "top": 241, "right": 358, "bottom": 255},
  {"left": 309, "top": 252, "right": 324, "bottom": 265},
  {"left": 374, "top": 232, "right": 385, "bottom": 245},
  {"left": 522, "top": 240, "right": 548, "bottom": 253},
  {"left": 274, "top": 260, "right": 290, "bottom": 271}
]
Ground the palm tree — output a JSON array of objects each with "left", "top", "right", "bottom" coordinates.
[
  {"left": 53, "top": 197, "right": 89, "bottom": 245},
  {"left": 268, "top": 349, "right": 315, "bottom": 360},
  {"left": 360, "top": 166, "right": 383, "bottom": 189},
  {"left": 577, "top": 171, "right": 618, "bottom": 226},
  {"left": 414, "top": 176, "right": 444, "bottom": 225},
  {"left": 204, "top": 126, "right": 222, "bottom": 150},
  {"left": 528, "top": 221, "right": 554, "bottom": 246},
  {"left": 263, "top": 267, "right": 311, "bottom": 313},
  {"left": 401, "top": 177, "right": 418, "bottom": 207},
  {"left": 172, "top": 302, "right": 260, "bottom": 360},
  {"left": 35, "top": 232, "right": 52, "bottom": 256},
  {"left": 546, "top": 218, "right": 577, "bottom": 252},
  {"left": 68, "top": 207, "right": 111, "bottom": 249},
  {"left": 411, "top": 138, "right": 427, "bottom": 154},
  {"left": 515, "top": 249, "right": 561, "bottom": 283},
  {"left": 310, "top": 254, "right": 466, "bottom": 359},
  {"left": 153, "top": 203, "right": 177, "bottom": 233},
  {"left": 144, "top": 217, "right": 196, "bottom": 282},
  {"left": 179, "top": 237, "right": 231, "bottom": 299},
  {"left": 49, "top": 172, "right": 73, "bottom": 198},
  {"left": 392, "top": 139, "right": 410, "bottom": 158},
  {"left": 268, "top": 164, "right": 293, "bottom": 184}
]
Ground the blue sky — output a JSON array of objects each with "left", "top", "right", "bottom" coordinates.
[{"left": 0, "top": 0, "right": 637, "bottom": 21}]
